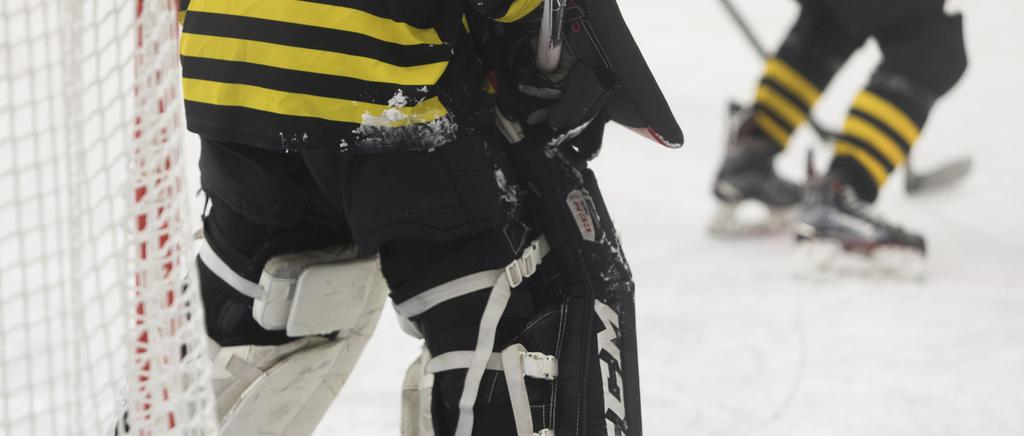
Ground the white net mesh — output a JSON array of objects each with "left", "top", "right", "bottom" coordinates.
[{"left": 0, "top": 0, "right": 216, "bottom": 435}]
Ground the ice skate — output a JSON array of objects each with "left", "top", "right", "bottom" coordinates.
[
  {"left": 709, "top": 105, "right": 802, "bottom": 237},
  {"left": 795, "top": 176, "right": 926, "bottom": 278}
]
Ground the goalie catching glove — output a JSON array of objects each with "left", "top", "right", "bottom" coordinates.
[{"left": 487, "top": 5, "right": 613, "bottom": 146}]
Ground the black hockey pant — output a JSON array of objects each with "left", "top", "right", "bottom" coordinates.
[{"left": 196, "top": 126, "right": 571, "bottom": 435}]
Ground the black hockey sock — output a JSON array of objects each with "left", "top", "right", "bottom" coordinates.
[
  {"left": 751, "top": 3, "right": 866, "bottom": 149},
  {"left": 750, "top": 58, "right": 821, "bottom": 150},
  {"left": 830, "top": 87, "right": 931, "bottom": 203}
]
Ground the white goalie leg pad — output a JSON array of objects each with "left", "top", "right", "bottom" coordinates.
[
  {"left": 254, "top": 245, "right": 383, "bottom": 337},
  {"left": 401, "top": 347, "right": 436, "bottom": 436},
  {"left": 200, "top": 245, "right": 389, "bottom": 436},
  {"left": 214, "top": 282, "right": 386, "bottom": 436}
]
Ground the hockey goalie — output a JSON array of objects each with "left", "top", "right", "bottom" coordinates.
[{"left": 174, "top": 0, "right": 681, "bottom": 434}]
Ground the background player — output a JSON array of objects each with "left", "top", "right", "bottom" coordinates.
[{"left": 710, "top": 0, "right": 967, "bottom": 272}]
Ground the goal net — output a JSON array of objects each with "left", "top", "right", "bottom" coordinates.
[{"left": 0, "top": 0, "right": 216, "bottom": 435}]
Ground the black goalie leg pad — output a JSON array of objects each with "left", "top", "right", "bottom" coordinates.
[
  {"left": 507, "top": 132, "right": 643, "bottom": 436},
  {"left": 388, "top": 132, "right": 642, "bottom": 435}
]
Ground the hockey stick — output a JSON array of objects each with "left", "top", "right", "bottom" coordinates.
[
  {"left": 717, "top": 0, "right": 972, "bottom": 194},
  {"left": 537, "top": 0, "right": 566, "bottom": 74},
  {"left": 528, "top": 2, "right": 645, "bottom": 434}
]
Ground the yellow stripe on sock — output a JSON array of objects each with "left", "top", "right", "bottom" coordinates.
[
  {"left": 756, "top": 84, "right": 808, "bottom": 128},
  {"left": 185, "top": 0, "right": 443, "bottom": 46},
  {"left": 496, "top": 0, "right": 544, "bottom": 23},
  {"left": 180, "top": 34, "right": 448, "bottom": 86},
  {"left": 852, "top": 91, "right": 920, "bottom": 146},
  {"left": 764, "top": 59, "right": 821, "bottom": 108},
  {"left": 843, "top": 115, "right": 907, "bottom": 167},
  {"left": 835, "top": 140, "right": 889, "bottom": 187},
  {"left": 753, "top": 112, "right": 791, "bottom": 149},
  {"left": 183, "top": 78, "right": 448, "bottom": 126}
]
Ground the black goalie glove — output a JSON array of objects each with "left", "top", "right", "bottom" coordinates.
[{"left": 488, "top": 7, "right": 614, "bottom": 145}]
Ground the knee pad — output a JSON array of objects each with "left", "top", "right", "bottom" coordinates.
[
  {"left": 198, "top": 242, "right": 388, "bottom": 436},
  {"left": 876, "top": 13, "right": 967, "bottom": 100}
]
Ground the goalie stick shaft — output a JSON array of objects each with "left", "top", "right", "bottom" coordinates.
[
  {"left": 717, "top": 0, "right": 972, "bottom": 194},
  {"left": 538, "top": 0, "right": 567, "bottom": 74}
]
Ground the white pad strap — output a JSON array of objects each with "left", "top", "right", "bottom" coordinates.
[
  {"left": 426, "top": 350, "right": 558, "bottom": 381},
  {"left": 427, "top": 351, "right": 503, "bottom": 374},
  {"left": 426, "top": 347, "right": 557, "bottom": 436},
  {"left": 394, "top": 237, "right": 550, "bottom": 319},
  {"left": 199, "top": 241, "right": 263, "bottom": 299},
  {"left": 502, "top": 345, "right": 538, "bottom": 436},
  {"left": 395, "top": 270, "right": 504, "bottom": 318},
  {"left": 453, "top": 268, "right": 512, "bottom": 436},
  {"left": 451, "top": 237, "right": 550, "bottom": 436}
]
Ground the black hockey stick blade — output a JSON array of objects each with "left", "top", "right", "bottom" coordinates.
[
  {"left": 906, "top": 157, "right": 973, "bottom": 194},
  {"left": 577, "top": 0, "right": 685, "bottom": 148}
]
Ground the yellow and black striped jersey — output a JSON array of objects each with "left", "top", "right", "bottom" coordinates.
[{"left": 179, "top": 0, "right": 541, "bottom": 152}]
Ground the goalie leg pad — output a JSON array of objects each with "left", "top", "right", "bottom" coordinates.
[
  {"left": 254, "top": 245, "right": 385, "bottom": 337},
  {"left": 391, "top": 232, "right": 561, "bottom": 436},
  {"left": 214, "top": 279, "right": 387, "bottom": 436},
  {"left": 402, "top": 347, "right": 436, "bottom": 436},
  {"left": 198, "top": 242, "right": 389, "bottom": 436}
]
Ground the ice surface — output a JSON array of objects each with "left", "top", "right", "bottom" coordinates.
[{"left": 309, "top": 1, "right": 1024, "bottom": 435}]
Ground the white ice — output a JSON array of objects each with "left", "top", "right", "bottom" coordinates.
[{"left": 311, "top": 1, "right": 1024, "bottom": 435}]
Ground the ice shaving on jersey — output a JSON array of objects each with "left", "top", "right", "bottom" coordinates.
[{"left": 352, "top": 89, "right": 458, "bottom": 152}]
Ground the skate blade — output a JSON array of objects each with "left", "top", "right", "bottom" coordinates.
[
  {"left": 795, "top": 238, "right": 926, "bottom": 280},
  {"left": 708, "top": 202, "right": 795, "bottom": 238}
]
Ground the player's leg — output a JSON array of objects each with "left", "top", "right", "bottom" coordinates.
[
  {"left": 798, "top": 2, "right": 967, "bottom": 270},
  {"left": 711, "top": 1, "right": 869, "bottom": 235},
  {"left": 311, "top": 125, "right": 604, "bottom": 436},
  {"left": 196, "top": 138, "right": 388, "bottom": 435},
  {"left": 384, "top": 223, "right": 555, "bottom": 436},
  {"left": 828, "top": 7, "right": 967, "bottom": 203},
  {"left": 309, "top": 127, "right": 542, "bottom": 435}
]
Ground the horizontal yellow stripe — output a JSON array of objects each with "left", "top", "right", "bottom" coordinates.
[
  {"left": 482, "top": 79, "right": 497, "bottom": 95},
  {"left": 185, "top": 0, "right": 442, "bottom": 46},
  {"left": 853, "top": 91, "right": 920, "bottom": 146},
  {"left": 753, "top": 112, "right": 791, "bottom": 149},
  {"left": 183, "top": 78, "right": 448, "bottom": 126},
  {"left": 496, "top": 0, "right": 544, "bottom": 23},
  {"left": 180, "top": 34, "right": 448, "bottom": 87},
  {"left": 764, "top": 59, "right": 821, "bottom": 107},
  {"left": 844, "top": 115, "right": 906, "bottom": 167},
  {"left": 756, "top": 84, "right": 807, "bottom": 128},
  {"left": 835, "top": 141, "right": 888, "bottom": 187}
]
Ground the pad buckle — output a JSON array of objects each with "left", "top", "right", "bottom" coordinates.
[
  {"left": 505, "top": 261, "right": 525, "bottom": 288},
  {"left": 505, "top": 239, "right": 543, "bottom": 288},
  {"left": 521, "top": 351, "right": 558, "bottom": 380}
]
